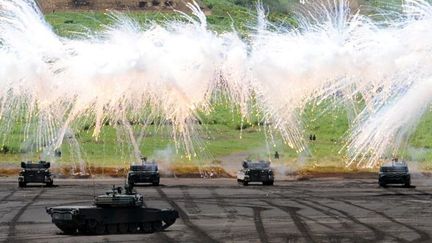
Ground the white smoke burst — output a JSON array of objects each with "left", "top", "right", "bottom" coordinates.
[{"left": 1, "top": 0, "right": 432, "bottom": 168}]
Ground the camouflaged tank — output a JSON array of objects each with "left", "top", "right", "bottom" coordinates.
[
  {"left": 379, "top": 159, "right": 411, "bottom": 187},
  {"left": 127, "top": 162, "right": 160, "bottom": 186},
  {"left": 237, "top": 160, "right": 274, "bottom": 186},
  {"left": 46, "top": 185, "right": 178, "bottom": 235},
  {"left": 18, "top": 161, "right": 53, "bottom": 187}
]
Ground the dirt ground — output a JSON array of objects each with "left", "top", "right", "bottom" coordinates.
[{"left": 0, "top": 177, "right": 432, "bottom": 242}]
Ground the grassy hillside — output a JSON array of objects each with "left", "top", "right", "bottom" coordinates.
[
  {"left": 1, "top": 0, "right": 431, "bottom": 170},
  {"left": 44, "top": 0, "right": 300, "bottom": 37},
  {"left": 44, "top": 0, "right": 408, "bottom": 37},
  {"left": 2, "top": 100, "right": 431, "bottom": 170}
]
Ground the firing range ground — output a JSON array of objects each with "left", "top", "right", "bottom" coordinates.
[{"left": 0, "top": 177, "right": 431, "bottom": 242}]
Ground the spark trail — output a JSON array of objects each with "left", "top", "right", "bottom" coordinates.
[{"left": 0, "top": 0, "right": 431, "bottom": 168}]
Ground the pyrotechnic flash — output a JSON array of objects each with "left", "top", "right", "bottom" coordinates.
[{"left": 1, "top": 0, "right": 432, "bottom": 168}]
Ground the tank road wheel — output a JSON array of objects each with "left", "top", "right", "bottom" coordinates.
[
  {"left": 141, "top": 222, "right": 153, "bottom": 233},
  {"left": 94, "top": 223, "right": 106, "bottom": 235},
  {"left": 78, "top": 225, "right": 88, "bottom": 234},
  {"left": 87, "top": 219, "right": 95, "bottom": 234},
  {"left": 118, "top": 223, "right": 128, "bottom": 234},
  {"left": 87, "top": 219, "right": 103, "bottom": 235},
  {"left": 58, "top": 226, "right": 77, "bottom": 235},
  {"left": 107, "top": 224, "right": 118, "bottom": 234},
  {"left": 96, "top": 225, "right": 106, "bottom": 235},
  {"left": 128, "top": 223, "right": 139, "bottom": 233},
  {"left": 152, "top": 221, "right": 163, "bottom": 232}
]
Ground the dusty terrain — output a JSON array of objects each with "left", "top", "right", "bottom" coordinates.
[{"left": 0, "top": 177, "right": 431, "bottom": 242}]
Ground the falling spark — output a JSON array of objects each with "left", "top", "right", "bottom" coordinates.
[{"left": 0, "top": 0, "right": 432, "bottom": 168}]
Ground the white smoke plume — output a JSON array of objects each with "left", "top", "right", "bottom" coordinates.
[{"left": 1, "top": 0, "right": 432, "bottom": 168}]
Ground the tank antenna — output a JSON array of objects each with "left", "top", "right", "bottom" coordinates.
[
  {"left": 124, "top": 164, "right": 127, "bottom": 188},
  {"left": 91, "top": 162, "right": 95, "bottom": 199},
  {"left": 125, "top": 158, "right": 131, "bottom": 188},
  {"left": 93, "top": 177, "right": 96, "bottom": 198}
]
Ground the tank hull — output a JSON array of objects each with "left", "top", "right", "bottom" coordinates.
[
  {"left": 18, "top": 161, "right": 53, "bottom": 187},
  {"left": 46, "top": 206, "right": 178, "bottom": 234},
  {"left": 128, "top": 172, "right": 160, "bottom": 186},
  {"left": 237, "top": 170, "right": 274, "bottom": 185}
]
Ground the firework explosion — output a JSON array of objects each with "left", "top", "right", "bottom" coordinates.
[{"left": 0, "top": 0, "right": 431, "bottom": 168}]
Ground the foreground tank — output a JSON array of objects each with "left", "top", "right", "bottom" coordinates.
[{"left": 46, "top": 185, "right": 178, "bottom": 235}]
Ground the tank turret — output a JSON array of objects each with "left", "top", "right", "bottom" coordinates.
[{"left": 94, "top": 185, "right": 144, "bottom": 208}]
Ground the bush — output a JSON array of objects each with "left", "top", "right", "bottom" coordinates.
[
  {"left": 233, "top": 0, "right": 251, "bottom": 7},
  {"left": 0, "top": 145, "right": 9, "bottom": 154},
  {"left": 235, "top": 122, "right": 251, "bottom": 130}
]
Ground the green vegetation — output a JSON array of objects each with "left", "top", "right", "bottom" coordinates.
[
  {"left": 43, "top": 0, "right": 409, "bottom": 38},
  {"left": 2, "top": 100, "right": 431, "bottom": 170},
  {"left": 44, "top": 0, "right": 298, "bottom": 37},
  {"left": 45, "top": 12, "right": 184, "bottom": 37},
  {"left": 406, "top": 108, "right": 432, "bottom": 166},
  {"left": 1, "top": 0, "right": 431, "bottom": 170},
  {"left": 302, "top": 103, "right": 349, "bottom": 166}
]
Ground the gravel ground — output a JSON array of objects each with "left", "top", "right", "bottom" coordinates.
[{"left": 0, "top": 177, "right": 431, "bottom": 243}]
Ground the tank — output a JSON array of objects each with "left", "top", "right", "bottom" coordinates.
[
  {"left": 46, "top": 185, "right": 179, "bottom": 235},
  {"left": 18, "top": 161, "right": 53, "bottom": 187},
  {"left": 379, "top": 159, "right": 411, "bottom": 187},
  {"left": 127, "top": 158, "right": 160, "bottom": 186},
  {"left": 237, "top": 160, "right": 274, "bottom": 186}
]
